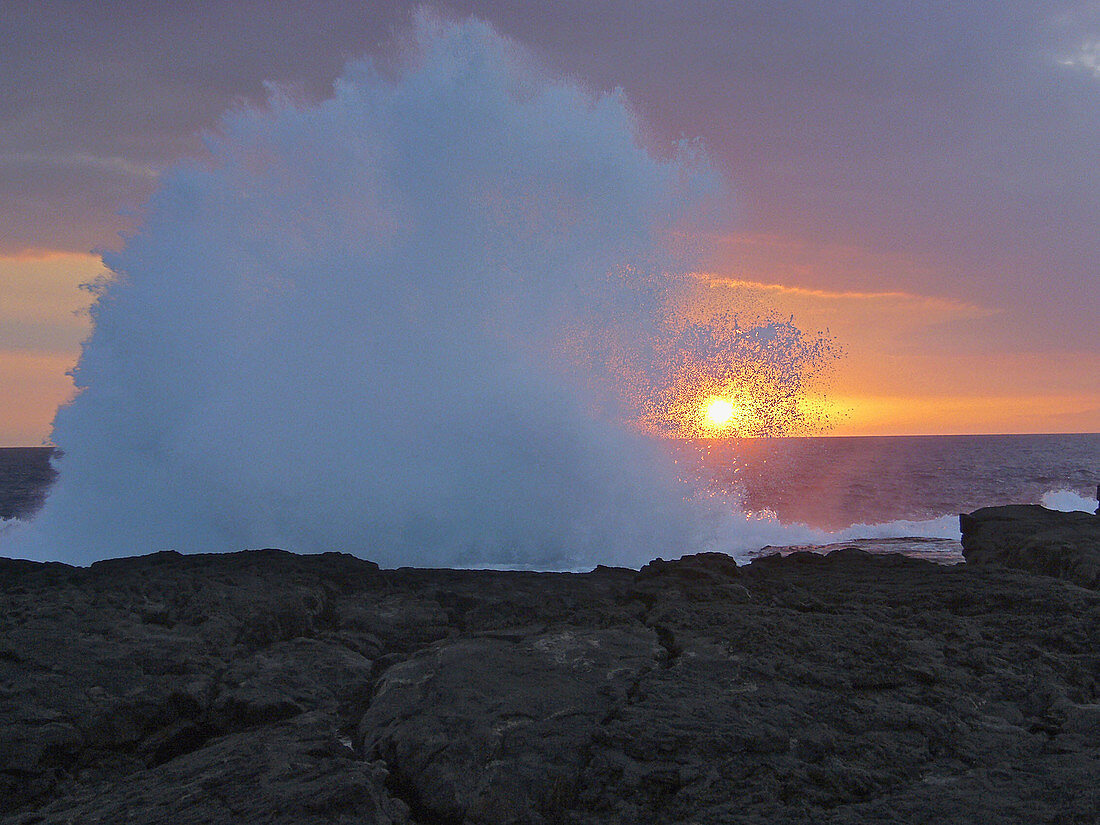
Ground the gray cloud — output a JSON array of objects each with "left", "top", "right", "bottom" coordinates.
[{"left": 2, "top": 0, "right": 1097, "bottom": 357}]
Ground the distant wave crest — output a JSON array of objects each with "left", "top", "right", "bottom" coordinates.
[{"left": 1041, "top": 489, "right": 1097, "bottom": 513}]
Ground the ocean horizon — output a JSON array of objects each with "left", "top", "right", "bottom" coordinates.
[{"left": 4, "top": 432, "right": 1097, "bottom": 567}]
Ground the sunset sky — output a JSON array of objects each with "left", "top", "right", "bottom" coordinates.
[{"left": 2, "top": 0, "right": 1098, "bottom": 443}]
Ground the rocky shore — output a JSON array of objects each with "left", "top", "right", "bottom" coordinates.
[{"left": 2, "top": 506, "right": 1100, "bottom": 824}]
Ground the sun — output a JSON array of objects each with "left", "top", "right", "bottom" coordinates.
[{"left": 702, "top": 396, "right": 737, "bottom": 430}]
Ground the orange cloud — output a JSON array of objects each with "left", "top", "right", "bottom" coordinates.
[
  {"left": 0, "top": 251, "right": 103, "bottom": 345},
  {"left": 0, "top": 350, "right": 82, "bottom": 445},
  {"left": 694, "top": 273, "right": 996, "bottom": 334},
  {"left": 0, "top": 251, "right": 104, "bottom": 443},
  {"left": 684, "top": 269, "right": 1098, "bottom": 435},
  {"left": 819, "top": 393, "right": 1100, "bottom": 436},
  {"left": 710, "top": 231, "right": 948, "bottom": 295}
]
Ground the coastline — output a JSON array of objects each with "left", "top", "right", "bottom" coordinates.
[
  {"left": 2, "top": 506, "right": 1099, "bottom": 824},
  {"left": 750, "top": 535, "right": 963, "bottom": 564}
]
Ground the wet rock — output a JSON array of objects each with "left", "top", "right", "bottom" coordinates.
[
  {"left": 359, "top": 627, "right": 659, "bottom": 822},
  {"left": 2, "top": 545, "right": 1100, "bottom": 823},
  {"left": 6, "top": 715, "right": 410, "bottom": 825},
  {"left": 961, "top": 504, "right": 1100, "bottom": 588}
]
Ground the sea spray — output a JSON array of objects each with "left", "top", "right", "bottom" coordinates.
[
  {"left": 8, "top": 16, "right": 831, "bottom": 566},
  {"left": 1041, "top": 489, "right": 1097, "bottom": 513}
]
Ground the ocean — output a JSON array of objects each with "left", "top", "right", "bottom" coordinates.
[
  {"left": 2, "top": 433, "right": 1098, "bottom": 565},
  {"left": 0, "top": 447, "right": 55, "bottom": 522},
  {"left": 684, "top": 432, "right": 1098, "bottom": 563}
]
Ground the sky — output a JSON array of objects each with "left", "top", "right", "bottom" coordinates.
[{"left": 1, "top": 0, "right": 1098, "bottom": 443}]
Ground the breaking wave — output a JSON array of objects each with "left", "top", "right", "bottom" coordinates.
[
  {"left": 1041, "top": 489, "right": 1097, "bottom": 513},
  {"left": 5, "top": 15, "right": 835, "bottom": 567}
]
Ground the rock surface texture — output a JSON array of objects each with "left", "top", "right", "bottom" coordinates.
[
  {"left": 961, "top": 504, "right": 1100, "bottom": 588},
  {"left": 2, "top": 543, "right": 1100, "bottom": 824}
]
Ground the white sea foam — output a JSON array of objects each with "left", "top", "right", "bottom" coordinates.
[
  {"left": 1041, "top": 488, "right": 1097, "bottom": 513},
  {"left": 4, "top": 15, "right": 831, "bottom": 568},
  {"left": 704, "top": 510, "right": 961, "bottom": 560},
  {"left": 0, "top": 517, "right": 24, "bottom": 537},
  {"left": 458, "top": 510, "right": 966, "bottom": 571}
]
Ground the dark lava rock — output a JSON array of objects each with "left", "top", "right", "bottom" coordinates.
[
  {"left": 961, "top": 504, "right": 1100, "bottom": 588},
  {"left": 2, "top": 545, "right": 1100, "bottom": 823}
]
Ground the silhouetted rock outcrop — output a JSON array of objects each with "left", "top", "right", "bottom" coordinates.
[
  {"left": 3, "top": 544, "right": 1100, "bottom": 823},
  {"left": 961, "top": 504, "right": 1100, "bottom": 588}
]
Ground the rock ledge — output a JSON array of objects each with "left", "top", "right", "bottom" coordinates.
[
  {"left": 3, "top": 543, "right": 1100, "bottom": 823},
  {"left": 961, "top": 504, "right": 1100, "bottom": 588}
]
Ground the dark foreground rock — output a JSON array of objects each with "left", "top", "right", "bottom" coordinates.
[
  {"left": 2, "top": 546, "right": 1100, "bottom": 824},
  {"left": 961, "top": 504, "right": 1100, "bottom": 588}
]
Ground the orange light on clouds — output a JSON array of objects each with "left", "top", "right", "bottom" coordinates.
[
  {"left": 0, "top": 251, "right": 104, "bottom": 444},
  {"left": 694, "top": 262, "right": 1100, "bottom": 436},
  {"left": 819, "top": 393, "right": 1100, "bottom": 436},
  {"left": 1, "top": 243, "right": 1097, "bottom": 443},
  {"left": 0, "top": 351, "right": 83, "bottom": 445}
]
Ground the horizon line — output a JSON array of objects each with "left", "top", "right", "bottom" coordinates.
[{"left": 3, "top": 430, "right": 1099, "bottom": 450}]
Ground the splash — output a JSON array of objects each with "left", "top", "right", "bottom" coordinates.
[
  {"left": 1041, "top": 489, "right": 1098, "bottom": 513},
  {"left": 8, "top": 16, "right": 834, "bottom": 567},
  {"left": 569, "top": 271, "right": 839, "bottom": 440}
]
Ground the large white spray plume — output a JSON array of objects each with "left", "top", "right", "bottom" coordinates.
[{"left": 8, "top": 15, "right": 831, "bottom": 567}]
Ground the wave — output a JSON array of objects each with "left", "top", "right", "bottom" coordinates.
[
  {"left": 709, "top": 487, "right": 1097, "bottom": 566},
  {"left": 701, "top": 510, "right": 961, "bottom": 562},
  {"left": 4, "top": 15, "right": 835, "bottom": 569},
  {"left": 0, "top": 517, "right": 29, "bottom": 550},
  {"left": 1040, "top": 489, "right": 1097, "bottom": 513}
]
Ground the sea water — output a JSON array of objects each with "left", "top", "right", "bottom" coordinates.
[
  {"left": 4, "top": 433, "right": 1096, "bottom": 565},
  {"left": 694, "top": 432, "right": 1099, "bottom": 563}
]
